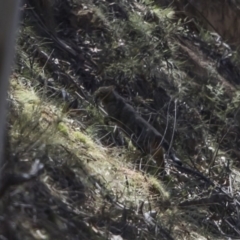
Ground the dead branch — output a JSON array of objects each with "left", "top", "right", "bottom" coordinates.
[{"left": 179, "top": 193, "right": 232, "bottom": 207}]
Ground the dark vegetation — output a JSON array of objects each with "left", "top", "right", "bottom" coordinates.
[{"left": 2, "top": 0, "right": 240, "bottom": 239}]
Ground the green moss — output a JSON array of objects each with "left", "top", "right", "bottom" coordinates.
[
  {"left": 73, "top": 131, "right": 87, "bottom": 144},
  {"left": 15, "top": 89, "right": 40, "bottom": 105},
  {"left": 57, "top": 122, "right": 69, "bottom": 136},
  {"left": 148, "top": 176, "right": 169, "bottom": 200}
]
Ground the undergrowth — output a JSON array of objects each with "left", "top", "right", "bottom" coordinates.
[{"left": 3, "top": 0, "right": 240, "bottom": 239}]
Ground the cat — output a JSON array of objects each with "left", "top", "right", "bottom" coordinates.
[{"left": 94, "top": 86, "right": 182, "bottom": 169}]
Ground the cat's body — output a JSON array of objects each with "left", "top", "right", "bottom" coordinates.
[{"left": 94, "top": 86, "right": 182, "bottom": 169}]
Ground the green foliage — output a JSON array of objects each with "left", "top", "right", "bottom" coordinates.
[
  {"left": 73, "top": 131, "right": 87, "bottom": 144},
  {"left": 57, "top": 122, "right": 69, "bottom": 136},
  {"left": 11, "top": 0, "right": 240, "bottom": 238},
  {"left": 148, "top": 176, "right": 169, "bottom": 200}
]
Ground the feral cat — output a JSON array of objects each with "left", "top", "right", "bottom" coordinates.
[{"left": 94, "top": 86, "right": 182, "bottom": 169}]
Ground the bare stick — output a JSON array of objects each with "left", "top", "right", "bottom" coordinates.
[{"left": 168, "top": 99, "right": 178, "bottom": 154}]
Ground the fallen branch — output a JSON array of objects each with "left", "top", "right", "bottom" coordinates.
[
  {"left": 179, "top": 193, "right": 232, "bottom": 207},
  {"left": 173, "top": 163, "right": 215, "bottom": 186}
]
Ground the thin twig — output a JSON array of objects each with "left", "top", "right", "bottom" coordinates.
[
  {"left": 159, "top": 97, "right": 172, "bottom": 147},
  {"left": 209, "top": 126, "right": 230, "bottom": 174},
  {"left": 168, "top": 99, "right": 178, "bottom": 155}
]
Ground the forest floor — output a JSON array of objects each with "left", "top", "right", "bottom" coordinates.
[{"left": 2, "top": 0, "right": 240, "bottom": 239}]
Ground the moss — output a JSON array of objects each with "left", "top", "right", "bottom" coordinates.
[
  {"left": 57, "top": 122, "right": 69, "bottom": 136},
  {"left": 148, "top": 176, "right": 169, "bottom": 200},
  {"left": 15, "top": 89, "right": 40, "bottom": 105},
  {"left": 73, "top": 131, "right": 87, "bottom": 144}
]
